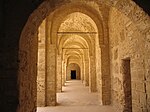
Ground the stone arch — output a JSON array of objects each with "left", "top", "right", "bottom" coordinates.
[
  {"left": 58, "top": 34, "right": 93, "bottom": 55},
  {"left": 66, "top": 54, "right": 83, "bottom": 65},
  {"left": 49, "top": 3, "right": 104, "bottom": 46},
  {"left": 59, "top": 35, "right": 89, "bottom": 47},
  {"left": 18, "top": 0, "right": 149, "bottom": 111},
  {"left": 67, "top": 54, "right": 81, "bottom": 60},
  {"left": 65, "top": 49, "right": 84, "bottom": 56},
  {"left": 66, "top": 63, "right": 81, "bottom": 80},
  {"left": 68, "top": 62, "right": 81, "bottom": 69}
]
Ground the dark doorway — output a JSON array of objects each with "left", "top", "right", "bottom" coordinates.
[
  {"left": 122, "top": 59, "right": 132, "bottom": 112},
  {"left": 71, "top": 70, "right": 76, "bottom": 79}
]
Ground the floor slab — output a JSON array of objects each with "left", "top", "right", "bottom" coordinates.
[{"left": 37, "top": 80, "right": 115, "bottom": 112}]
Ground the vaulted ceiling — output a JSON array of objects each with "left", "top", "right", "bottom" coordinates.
[{"left": 58, "top": 12, "right": 98, "bottom": 65}]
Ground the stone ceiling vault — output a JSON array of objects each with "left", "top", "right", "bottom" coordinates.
[{"left": 57, "top": 12, "right": 98, "bottom": 65}]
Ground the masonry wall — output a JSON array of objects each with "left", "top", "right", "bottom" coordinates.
[
  {"left": 109, "top": 7, "right": 149, "bottom": 112},
  {"left": 146, "top": 29, "right": 150, "bottom": 112},
  {"left": 1, "top": 0, "right": 150, "bottom": 112}
]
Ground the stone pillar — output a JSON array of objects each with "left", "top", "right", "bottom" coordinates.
[
  {"left": 101, "top": 46, "right": 111, "bottom": 105},
  {"left": 56, "top": 55, "right": 62, "bottom": 92},
  {"left": 37, "top": 20, "right": 46, "bottom": 107},
  {"left": 81, "top": 61, "right": 84, "bottom": 83},
  {"left": 46, "top": 44, "right": 56, "bottom": 106},
  {"left": 64, "top": 63, "right": 67, "bottom": 82},
  {"left": 37, "top": 45, "right": 46, "bottom": 107},
  {"left": 89, "top": 56, "right": 97, "bottom": 92},
  {"left": 84, "top": 60, "right": 89, "bottom": 86},
  {"left": 62, "top": 61, "right": 64, "bottom": 85},
  {"left": 66, "top": 64, "right": 70, "bottom": 81},
  {"left": 62, "top": 61, "right": 66, "bottom": 86}
]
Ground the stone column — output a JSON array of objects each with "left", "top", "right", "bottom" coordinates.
[
  {"left": 62, "top": 61, "right": 66, "bottom": 86},
  {"left": 81, "top": 61, "right": 84, "bottom": 83},
  {"left": 37, "top": 20, "right": 46, "bottom": 107},
  {"left": 64, "top": 63, "right": 67, "bottom": 82},
  {"left": 37, "top": 44, "right": 46, "bottom": 107},
  {"left": 101, "top": 46, "right": 111, "bottom": 105},
  {"left": 84, "top": 60, "right": 89, "bottom": 86},
  {"left": 46, "top": 44, "right": 56, "bottom": 106},
  {"left": 66, "top": 63, "right": 70, "bottom": 81},
  {"left": 89, "top": 55, "right": 97, "bottom": 92},
  {"left": 56, "top": 55, "right": 62, "bottom": 92}
]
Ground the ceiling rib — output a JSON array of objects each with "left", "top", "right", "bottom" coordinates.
[
  {"left": 62, "top": 48, "right": 88, "bottom": 49},
  {"left": 57, "top": 32, "right": 97, "bottom": 34}
]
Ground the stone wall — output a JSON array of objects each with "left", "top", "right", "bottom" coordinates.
[
  {"left": 66, "top": 63, "right": 80, "bottom": 80},
  {"left": 109, "top": 7, "right": 149, "bottom": 112},
  {"left": 146, "top": 30, "right": 150, "bottom": 112},
  {"left": 1, "top": 0, "right": 150, "bottom": 112}
]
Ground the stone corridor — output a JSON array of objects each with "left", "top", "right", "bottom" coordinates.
[
  {"left": 1, "top": 0, "right": 150, "bottom": 112},
  {"left": 37, "top": 80, "right": 115, "bottom": 112}
]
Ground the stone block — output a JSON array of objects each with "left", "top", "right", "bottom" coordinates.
[
  {"left": 132, "top": 105, "right": 143, "bottom": 112},
  {"left": 146, "top": 81, "right": 150, "bottom": 92},
  {"left": 131, "top": 69, "right": 145, "bottom": 81},
  {"left": 135, "top": 82, "right": 146, "bottom": 93},
  {"left": 139, "top": 92, "right": 147, "bottom": 108}
]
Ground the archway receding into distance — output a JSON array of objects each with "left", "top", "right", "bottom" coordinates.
[{"left": 18, "top": 0, "right": 150, "bottom": 112}]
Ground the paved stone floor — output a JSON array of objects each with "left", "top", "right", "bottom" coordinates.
[{"left": 37, "top": 80, "right": 115, "bottom": 112}]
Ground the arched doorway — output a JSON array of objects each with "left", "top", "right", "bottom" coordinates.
[
  {"left": 17, "top": 0, "right": 149, "bottom": 112},
  {"left": 36, "top": 9, "right": 106, "bottom": 107},
  {"left": 18, "top": 1, "right": 110, "bottom": 111},
  {"left": 67, "top": 63, "right": 81, "bottom": 80}
]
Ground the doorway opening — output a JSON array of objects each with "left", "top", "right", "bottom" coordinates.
[
  {"left": 122, "top": 59, "right": 132, "bottom": 112},
  {"left": 71, "top": 70, "right": 76, "bottom": 79}
]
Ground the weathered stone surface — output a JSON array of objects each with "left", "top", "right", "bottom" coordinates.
[
  {"left": 46, "top": 44, "right": 56, "bottom": 106},
  {"left": 37, "top": 20, "right": 46, "bottom": 107},
  {"left": 56, "top": 55, "right": 62, "bottom": 92},
  {"left": 89, "top": 56, "right": 97, "bottom": 92},
  {"left": 109, "top": 7, "right": 149, "bottom": 112},
  {"left": 2, "top": 0, "right": 149, "bottom": 112},
  {"left": 84, "top": 60, "right": 89, "bottom": 86}
]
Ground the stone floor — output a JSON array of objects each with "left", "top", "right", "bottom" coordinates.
[{"left": 37, "top": 80, "right": 115, "bottom": 112}]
